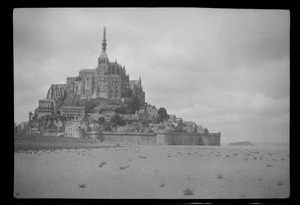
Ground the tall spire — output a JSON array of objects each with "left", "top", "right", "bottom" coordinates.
[
  {"left": 98, "top": 26, "right": 108, "bottom": 62},
  {"left": 139, "top": 76, "right": 142, "bottom": 87},
  {"left": 102, "top": 26, "right": 107, "bottom": 52}
]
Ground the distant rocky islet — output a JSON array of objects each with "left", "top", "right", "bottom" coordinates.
[{"left": 228, "top": 141, "right": 254, "bottom": 146}]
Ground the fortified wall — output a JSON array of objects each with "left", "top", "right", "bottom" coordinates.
[
  {"left": 156, "top": 132, "right": 221, "bottom": 146},
  {"left": 89, "top": 132, "right": 157, "bottom": 145},
  {"left": 87, "top": 131, "right": 221, "bottom": 146}
]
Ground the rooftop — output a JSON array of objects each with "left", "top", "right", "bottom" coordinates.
[
  {"left": 79, "top": 69, "right": 95, "bottom": 73},
  {"left": 99, "top": 51, "right": 108, "bottom": 59},
  {"left": 61, "top": 106, "right": 85, "bottom": 109}
]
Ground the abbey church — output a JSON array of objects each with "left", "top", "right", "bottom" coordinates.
[
  {"left": 46, "top": 27, "right": 145, "bottom": 102},
  {"left": 34, "top": 27, "right": 145, "bottom": 118}
]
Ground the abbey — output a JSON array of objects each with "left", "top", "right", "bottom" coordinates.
[
  {"left": 45, "top": 27, "right": 145, "bottom": 104},
  {"left": 25, "top": 27, "right": 221, "bottom": 146}
]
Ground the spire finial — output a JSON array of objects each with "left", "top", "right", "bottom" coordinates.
[{"left": 102, "top": 26, "right": 107, "bottom": 52}]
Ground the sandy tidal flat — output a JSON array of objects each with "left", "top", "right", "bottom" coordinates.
[{"left": 14, "top": 145, "right": 289, "bottom": 198}]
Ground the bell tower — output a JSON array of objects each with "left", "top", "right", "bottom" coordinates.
[{"left": 98, "top": 26, "right": 109, "bottom": 73}]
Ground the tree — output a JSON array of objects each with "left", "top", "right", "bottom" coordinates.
[
  {"left": 121, "top": 89, "right": 133, "bottom": 98},
  {"left": 115, "top": 107, "right": 127, "bottom": 114},
  {"left": 126, "top": 97, "right": 140, "bottom": 114},
  {"left": 177, "top": 119, "right": 185, "bottom": 128},
  {"left": 98, "top": 117, "right": 105, "bottom": 125},
  {"left": 141, "top": 120, "right": 149, "bottom": 127},
  {"left": 175, "top": 126, "right": 183, "bottom": 133},
  {"left": 152, "top": 116, "right": 161, "bottom": 124},
  {"left": 158, "top": 107, "right": 169, "bottom": 122},
  {"left": 110, "top": 114, "right": 126, "bottom": 126},
  {"left": 204, "top": 128, "right": 209, "bottom": 134},
  {"left": 79, "top": 128, "right": 86, "bottom": 138}
]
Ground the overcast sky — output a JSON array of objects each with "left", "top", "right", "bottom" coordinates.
[{"left": 14, "top": 8, "right": 289, "bottom": 144}]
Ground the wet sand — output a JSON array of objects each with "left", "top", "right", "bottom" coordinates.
[{"left": 14, "top": 145, "right": 289, "bottom": 198}]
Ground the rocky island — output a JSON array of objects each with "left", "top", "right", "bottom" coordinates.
[{"left": 15, "top": 27, "right": 221, "bottom": 146}]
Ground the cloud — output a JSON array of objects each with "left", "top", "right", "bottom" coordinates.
[
  {"left": 170, "top": 88, "right": 289, "bottom": 143},
  {"left": 13, "top": 8, "right": 289, "bottom": 144}
]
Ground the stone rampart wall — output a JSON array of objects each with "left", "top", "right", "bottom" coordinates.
[
  {"left": 93, "top": 132, "right": 157, "bottom": 145},
  {"left": 156, "top": 132, "right": 221, "bottom": 146},
  {"left": 86, "top": 131, "right": 220, "bottom": 146},
  {"left": 201, "top": 134, "right": 221, "bottom": 146}
]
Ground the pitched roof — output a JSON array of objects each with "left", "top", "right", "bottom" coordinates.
[
  {"left": 99, "top": 52, "right": 108, "bottom": 59},
  {"left": 79, "top": 69, "right": 95, "bottom": 73}
]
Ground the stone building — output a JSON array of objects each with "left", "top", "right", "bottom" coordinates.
[
  {"left": 45, "top": 27, "right": 145, "bottom": 104},
  {"left": 19, "top": 121, "right": 29, "bottom": 130},
  {"left": 196, "top": 125, "right": 205, "bottom": 134},
  {"left": 60, "top": 106, "right": 85, "bottom": 118},
  {"left": 183, "top": 121, "right": 198, "bottom": 133},
  {"left": 37, "top": 99, "right": 55, "bottom": 118},
  {"left": 121, "top": 114, "right": 138, "bottom": 124},
  {"left": 136, "top": 109, "right": 149, "bottom": 121},
  {"left": 125, "top": 122, "right": 142, "bottom": 132},
  {"left": 135, "top": 104, "right": 158, "bottom": 122},
  {"left": 146, "top": 105, "right": 158, "bottom": 116},
  {"left": 130, "top": 77, "right": 145, "bottom": 105},
  {"left": 46, "top": 84, "right": 66, "bottom": 99},
  {"left": 64, "top": 116, "right": 85, "bottom": 138}
]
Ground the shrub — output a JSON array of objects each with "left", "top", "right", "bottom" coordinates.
[
  {"left": 119, "top": 165, "right": 129, "bottom": 170},
  {"left": 110, "top": 114, "right": 125, "bottom": 126},
  {"left": 114, "top": 107, "right": 127, "bottom": 114},
  {"left": 158, "top": 107, "right": 169, "bottom": 122},
  {"left": 183, "top": 188, "right": 194, "bottom": 195},
  {"left": 217, "top": 174, "right": 223, "bottom": 179},
  {"left": 99, "top": 161, "right": 106, "bottom": 167},
  {"left": 159, "top": 181, "right": 165, "bottom": 187},
  {"left": 125, "top": 97, "right": 140, "bottom": 114},
  {"left": 277, "top": 179, "right": 283, "bottom": 186},
  {"left": 79, "top": 183, "right": 86, "bottom": 188},
  {"left": 98, "top": 117, "right": 106, "bottom": 125}
]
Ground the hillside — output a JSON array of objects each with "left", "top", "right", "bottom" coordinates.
[
  {"left": 80, "top": 97, "right": 124, "bottom": 113},
  {"left": 58, "top": 94, "right": 124, "bottom": 113},
  {"left": 26, "top": 112, "right": 70, "bottom": 134}
]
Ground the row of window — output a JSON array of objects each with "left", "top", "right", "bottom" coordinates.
[
  {"left": 99, "top": 60, "right": 107, "bottom": 64},
  {"left": 61, "top": 111, "right": 84, "bottom": 113},
  {"left": 39, "top": 104, "right": 53, "bottom": 108},
  {"left": 62, "top": 114, "right": 84, "bottom": 117},
  {"left": 83, "top": 75, "right": 123, "bottom": 81},
  {"left": 65, "top": 126, "right": 80, "bottom": 131}
]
